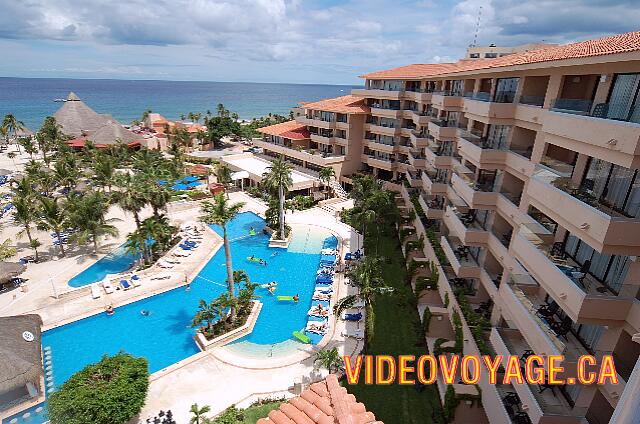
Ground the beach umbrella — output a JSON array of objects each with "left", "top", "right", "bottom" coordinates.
[
  {"left": 186, "top": 181, "right": 202, "bottom": 188},
  {"left": 174, "top": 178, "right": 185, "bottom": 184},
  {"left": 183, "top": 176, "right": 199, "bottom": 182},
  {"left": 158, "top": 180, "right": 169, "bottom": 185},
  {"left": 171, "top": 183, "right": 188, "bottom": 190}
]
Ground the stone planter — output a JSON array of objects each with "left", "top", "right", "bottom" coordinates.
[
  {"left": 194, "top": 301, "right": 262, "bottom": 351},
  {"left": 268, "top": 229, "right": 293, "bottom": 248}
]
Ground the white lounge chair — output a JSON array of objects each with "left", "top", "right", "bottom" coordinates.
[
  {"left": 341, "top": 328, "right": 364, "bottom": 340},
  {"left": 150, "top": 273, "right": 172, "bottom": 281},
  {"left": 306, "top": 321, "right": 328, "bottom": 335},
  {"left": 157, "top": 260, "right": 174, "bottom": 269},
  {"left": 90, "top": 284, "right": 101, "bottom": 299},
  {"left": 173, "top": 250, "right": 191, "bottom": 257},
  {"left": 102, "top": 281, "right": 114, "bottom": 294},
  {"left": 130, "top": 275, "right": 142, "bottom": 287}
]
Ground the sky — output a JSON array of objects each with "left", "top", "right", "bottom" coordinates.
[{"left": 0, "top": 0, "right": 639, "bottom": 85}]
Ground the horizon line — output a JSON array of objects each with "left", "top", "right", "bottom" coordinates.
[{"left": 0, "top": 75, "right": 362, "bottom": 87}]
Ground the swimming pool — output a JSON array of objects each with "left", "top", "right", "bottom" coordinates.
[
  {"left": 3, "top": 213, "right": 336, "bottom": 424},
  {"left": 67, "top": 243, "right": 139, "bottom": 287}
]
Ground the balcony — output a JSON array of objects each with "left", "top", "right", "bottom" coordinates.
[
  {"left": 310, "top": 133, "right": 334, "bottom": 144},
  {"left": 441, "top": 235, "right": 481, "bottom": 278},
  {"left": 424, "top": 142, "right": 455, "bottom": 168},
  {"left": 409, "top": 130, "right": 430, "bottom": 148},
  {"left": 409, "top": 110, "right": 431, "bottom": 126},
  {"left": 430, "top": 91, "right": 464, "bottom": 110},
  {"left": 542, "top": 102, "right": 640, "bottom": 168},
  {"left": 443, "top": 206, "right": 490, "bottom": 245},
  {"left": 405, "top": 170, "right": 422, "bottom": 188},
  {"left": 451, "top": 172, "right": 499, "bottom": 209},
  {"left": 404, "top": 90, "right": 433, "bottom": 103},
  {"left": 418, "top": 193, "right": 444, "bottom": 219},
  {"left": 462, "top": 97, "right": 516, "bottom": 121},
  {"left": 457, "top": 131, "right": 508, "bottom": 166},
  {"left": 351, "top": 88, "right": 404, "bottom": 100},
  {"left": 364, "top": 123, "right": 398, "bottom": 137},
  {"left": 252, "top": 139, "right": 346, "bottom": 166},
  {"left": 362, "top": 138, "right": 395, "bottom": 153},
  {"left": 408, "top": 150, "right": 427, "bottom": 169},
  {"left": 428, "top": 118, "right": 458, "bottom": 140},
  {"left": 527, "top": 166, "right": 640, "bottom": 254},
  {"left": 499, "top": 275, "right": 566, "bottom": 357},
  {"left": 421, "top": 171, "right": 448, "bottom": 194},
  {"left": 369, "top": 106, "right": 401, "bottom": 119},
  {"left": 296, "top": 116, "right": 335, "bottom": 129},
  {"left": 364, "top": 154, "right": 395, "bottom": 171},
  {"left": 489, "top": 327, "right": 587, "bottom": 424},
  {"left": 510, "top": 225, "right": 633, "bottom": 323}
]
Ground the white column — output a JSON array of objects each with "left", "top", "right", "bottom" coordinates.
[{"left": 610, "top": 334, "right": 640, "bottom": 424}]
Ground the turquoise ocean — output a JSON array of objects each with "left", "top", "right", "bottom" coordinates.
[{"left": 0, "top": 77, "right": 359, "bottom": 131}]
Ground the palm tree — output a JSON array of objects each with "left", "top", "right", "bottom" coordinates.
[
  {"left": 52, "top": 154, "right": 81, "bottom": 194},
  {"left": 2, "top": 114, "right": 25, "bottom": 153},
  {"left": 233, "top": 269, "right": 250, "bottom": 286},
  {"left": 113, "top": 176, "right": 147, "bottom": 229},
  {"left": 334, "top": 256, "right": 392, "bottom": 343},
  {"left": 199, "top": 194, "right": 245, "bottom": 322},
  {"left": 315, "top": 347, "right": 342, "bottom": 373},
  {"left": 93, "top": 153, "right": 117, "bottom": 192},
  {"left": 0, "top": 239, "right": 17, "bottom": 260},
  {"left": 191, "top": 299, "right": 222, "bottom": 333},
  {"left": 67, "top": 192, "right": 119, "bottom": 252},
  {"left": 189, "top": 403, "right": 211, "bottom": 424},
  {"left": 141, "top": 109, "right": 152, "bottom": 123},
  {"left": 36, "top": 117, "right": 63, "bottom": 166},
  {"left": 262, "top": 157, "right": 292, "bottom": 240},
  {"left": 318, "top": 167, "right": 335, "bottom": 198},
  {"left": 13, "top": 196, "right": 40, "bottom": 262},
  {"left": 37, "top": 197, "right": 69, "bottom": 257},
  {"left": 145, "top": 184, "right": 171, "bottom": 218},
  {"left": 126, "top": 230, "right": 148, "bottom": 266}
]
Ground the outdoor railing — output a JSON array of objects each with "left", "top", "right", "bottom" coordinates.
[{"left": 518, "top": 95, "right": 545, "bottom": 107}]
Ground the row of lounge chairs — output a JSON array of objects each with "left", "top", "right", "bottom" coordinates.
[{"left": 95, "top": 274, "right": 143, "bottom": 298}]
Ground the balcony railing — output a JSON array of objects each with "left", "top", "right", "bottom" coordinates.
[
  {"left": 549, "top": 99, "right": 640, "bottom": 122},
  {"left": 493, "top": 90, "right": 517, "bottom": 103},
  {"left": 518, "top": 95, "right": 545, "bottom": 107},
  {"left": 432, "top": 90, "right": 462, "bottom": 96},
  {"left": 464, "top": 91, "right": 491, "bottom": 101},
  {"left": 429, "top": 118, "right": 456, "bottom": 127}
]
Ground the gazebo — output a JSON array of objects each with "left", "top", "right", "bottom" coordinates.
[{"left": 0, "top": 315, "right": 44, "bottom": 410}]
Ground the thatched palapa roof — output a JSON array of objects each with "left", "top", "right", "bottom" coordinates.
[
  {"left": 0, "top": 314, "right": 43, "bottom": 394},
  {"left": 89, "top": 120, "right": 138, "bottom": 145},
  {"left": 0, "top": 262, "right": 26, "bottom": 284},
  {"left": 54, "top": 92, "right": 113, "bottom": 137}
]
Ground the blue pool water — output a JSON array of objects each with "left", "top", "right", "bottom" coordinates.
[
  {"left": 3, "top": 213, "right": 336, "bottom": 424},
  {"left": 67, "top": 243, "right": 138, "bottom": 287}
]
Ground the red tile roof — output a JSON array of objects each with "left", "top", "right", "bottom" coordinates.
[
  {"left": 361, "top": 31, "right": 640, "bottom": 79},
  {"left": 257, "top": 120, "right": 311, "bottom": 140},
  {"left": 257, "top": 374, "right": 382, "bottom": 424},
  {"left": 301, "top": 95, "right": 369, "bottom": 114}
]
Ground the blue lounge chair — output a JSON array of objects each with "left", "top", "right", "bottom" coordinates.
[
  {"left": 320, "top": 254, "right": 337, "bottom": 263},
  {"left": 184, "top": 240, "right": 198, "bottom": 246},
  {"left": 120, "top": 280, "right": 132, "bottom": 290},
  {"left": 179, "top": 244, "right": 194, "bottom": 250},
  {"left": 316, "top": 276, "right": 334, "bottom": 285},
  {"left": 344, "top": 253, "right": 353, "bottom": 260},
  {"left": 343, "top": 312, "right": 362, "bottom": 322}
]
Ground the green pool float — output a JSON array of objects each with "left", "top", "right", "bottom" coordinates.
[{"left": 292, "top": 331, "right": 311, "bottom": 344}]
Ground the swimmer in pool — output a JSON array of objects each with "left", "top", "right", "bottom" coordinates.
[
  {"left": 141, "top": 310, "right": 150, "bottom": 316},
  {"left": 293, "top": 294, "right": 299, "bottom": 302}
]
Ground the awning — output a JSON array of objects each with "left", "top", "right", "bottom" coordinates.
[{"left": 231, "top": 171, "right": 250, "bottom": 180}]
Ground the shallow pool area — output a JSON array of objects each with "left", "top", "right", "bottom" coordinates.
[
  {"left": 3, "top": 212, "right": 338, "bottom": 424},
  {"left": 67, "top": 243, "right": 138, "bottom": 287}
]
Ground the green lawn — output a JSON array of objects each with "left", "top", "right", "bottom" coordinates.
[
  {"left": 343, "top": 225, "right": 444, "bottom": 424},
  {"left": 241, "top": 402, "right": 282, "bottom": 423}
]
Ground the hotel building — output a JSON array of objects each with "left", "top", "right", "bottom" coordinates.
[{"left": 257, "top": 31, "right": 640, "bottom": 423}]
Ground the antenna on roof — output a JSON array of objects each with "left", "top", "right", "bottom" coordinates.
[{"left": 471, "top": 6, "right": 483, "bottom": 47}]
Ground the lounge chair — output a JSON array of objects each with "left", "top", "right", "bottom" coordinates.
[
  {"left": 131, "top": 275, "right": 142, "bottom": 287},
  {"left": 179, "top": 244, "right": 194, "bottom": 250},
  {"left": 312, "top": 293, "right": 331, "bottom": 301},
  {"left": 308, "top": 306, "right": 329, "bottom": 317},
  {"left": 306, "top": 321, "right": 329, "bottom": 335},
  {"left": 90, "top": 284, "right": 101, "bottom": 299},
  {"left": 343, "top": 312, "right": 363, "bottom": 322},
  {"left": 120, "top": 279, "right": 132, "bottom": 290},
  {"left": 150, "top": 273, "right": 172, "bottom": 280},
  {"left": 341, "top": 329, "right": 364, "bottom": 340},
  {"left": 102, "top": 281, "right": 114, "bottom": 294},
  {"left": 157, "top": 260, "right": 174, "bottom": 269},
  {"left": 173, "top": 250, "right": 191, "bottom": 257},
  {"left": 163, "top": 258, "right": 181, "bottom": 264}
]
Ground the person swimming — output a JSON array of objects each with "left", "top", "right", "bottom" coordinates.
[
  {"left": 105, "top": 304, "right": 114, "bottom": 315},
  {"left": 268, "top": 286, "right": 276, "bottom": 295},
  {"left": 259, "top": 259, "right": 267, "bottom": 265},
  {"left": 140, "top": 310, "right": 150, "bottom": 316},
  {"left": 249, "top": 227, "right": 256, "bottom": 236},
  {"left": 293, "top": 294, "right": 299, "bottom": 302},
  {"left": 271, "top": 251, "right": 278, "bottom": 257}
]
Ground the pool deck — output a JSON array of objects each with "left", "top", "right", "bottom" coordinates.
[{"left": 0, "top": 186, "right": 364, "bottom": 424}]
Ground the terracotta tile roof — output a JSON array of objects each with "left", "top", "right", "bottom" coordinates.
[
  {"left": 257, "top": 374, "right": 382, "bottom": 424},
  {"left": 301, "top": 95, "right": 369, "bottom": 114},
  {"left": 360, "top": 31, "right": 640, "bottom": 79},
  {"left": 257, "top": 120, "right": 311, "bottom": 140}
]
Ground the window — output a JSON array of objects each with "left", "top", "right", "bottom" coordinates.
[
  {"left": 564, "top": 233, "right": 630, "bottom": 293},
  {"left": 604, "top": 73, "right": 640, "bottom": 123},
  {"left": 484, "top": 52, "right": 498, "bottom": 58},
  {"left": 580, "top": 157, "right": 640, "bottom": 218},
  {"left": 469, "top": 53, "right": 480, "bottom": 58},
  {"left": 494, "top": 78, "right": 519, "bottom": 103},
  {"left": 486, "top": 125, "right": 510, "bottom": 149}
]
